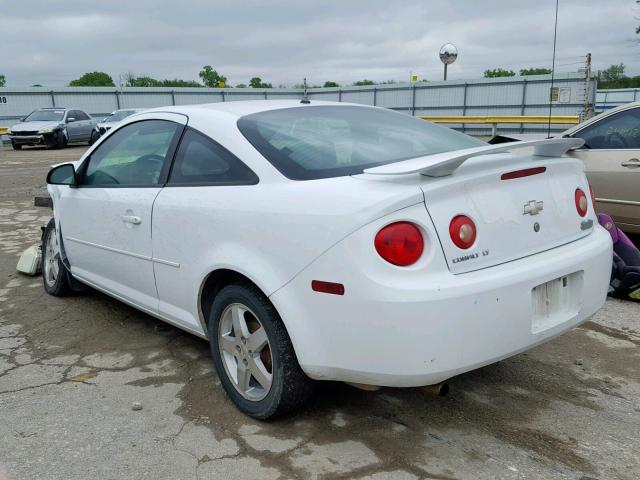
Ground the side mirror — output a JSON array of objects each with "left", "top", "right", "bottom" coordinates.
[
  {"left": 66, "top": 117, "right": 76, "bottom": 123},
  {"left": 47, "top": 164, "right": 77, "bottom": 186}
]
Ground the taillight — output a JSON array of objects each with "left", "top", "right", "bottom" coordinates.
[
  {"left": 374, "top": 222, "right": 424, "bottom": 266},
  {"left": 449, "top": 215, "right": 477, "bottom": 249},
  {"left": 575, "top": 188, "right": 588, "bottom": 217}
]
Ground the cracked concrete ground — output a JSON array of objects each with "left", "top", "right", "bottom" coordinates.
[{"left": 0, "top": 145, "right": 639, "bottom": 480}]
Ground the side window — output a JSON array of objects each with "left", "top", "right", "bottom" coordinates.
[
  {"left": 81, "top": 120, "right": 180, "bottom": 186},
  {"left": 576, "top": 108, "right": 640, "bottom": 149},
  {"left": 68, "top": 110, "right": 86, "bottom": 121},
  {"left": 168, "top": 128, "right": 258, "bottom": 185}
]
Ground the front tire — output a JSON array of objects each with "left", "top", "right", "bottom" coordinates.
[
  {"left": 42, "top": 219, "right": 73, "bottom": 296},
  {"left": 208, "top": 283, "right": 314, "bottom": 419},
  {"left": 51, "top": 130, "right": 67, "bottom": 149},
  {"left": 89, "top": 130, "right": 100, "bottom": 145},
  {"left": 11, "top": 141, "right": 22, "bottom": 150}
]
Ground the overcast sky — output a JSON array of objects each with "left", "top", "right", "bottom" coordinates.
[{"left": 3, "top": 0, "right": 639, "bottom": 87}]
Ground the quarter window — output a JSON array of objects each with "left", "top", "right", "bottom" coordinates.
[
  {"left": 81, "top": 120, "right": 180, "bottom": 186},
  {"left": 576, "top": 108, "right": 640, "bottom": 149},
  {"left": 168, "top": 128, "right": 258, "bottom": 185}
]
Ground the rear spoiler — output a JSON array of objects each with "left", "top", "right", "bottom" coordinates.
[{"left": 363, "top": 137, "right": 584, "bottom": 177}]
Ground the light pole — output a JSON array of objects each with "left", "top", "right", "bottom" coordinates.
[{"left": 439, "top": 43, "right": 458, "bottom": 81}]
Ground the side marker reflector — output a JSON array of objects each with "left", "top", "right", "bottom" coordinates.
[{"left": 311, "top": 280, "right": 345, "bottom": 296}]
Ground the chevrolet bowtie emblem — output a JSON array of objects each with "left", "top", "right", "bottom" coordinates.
[{"left": 523, "top": 200, "right": 544, "bottom": 215}]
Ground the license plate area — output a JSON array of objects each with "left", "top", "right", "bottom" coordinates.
[{"left": 531, "top": 271, "right": 583, "bottom": 334}]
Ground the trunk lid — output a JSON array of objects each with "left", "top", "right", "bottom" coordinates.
[{"left": 420, "top": 152, "right": 594, "bottom": 274}]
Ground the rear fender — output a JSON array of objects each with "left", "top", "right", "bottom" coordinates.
[{"left": 269, "top": 202, "right": 444, "bottom": 372}]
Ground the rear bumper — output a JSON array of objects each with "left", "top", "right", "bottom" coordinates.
[{"left": 271, "top": 225, "right": 612, "bottom": 387}]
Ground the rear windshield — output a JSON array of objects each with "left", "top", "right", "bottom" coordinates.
[{"left": 237, "top": 105, "right": 484, "bottom": 180}]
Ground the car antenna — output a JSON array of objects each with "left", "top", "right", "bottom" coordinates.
[
  {"left": 300, "top": 78, "right": 311, "bottom": 104},
  {"left": 546, "top": 0, "right": 559, "bottom": 138}
]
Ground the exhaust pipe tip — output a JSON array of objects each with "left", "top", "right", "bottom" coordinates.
[{"left": 421, "top": 382, "right": 450, "bottom": 397}]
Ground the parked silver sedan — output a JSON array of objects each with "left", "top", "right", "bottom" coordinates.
[{"left": 8, "top": 108, "right": 97, "bottom": 150}]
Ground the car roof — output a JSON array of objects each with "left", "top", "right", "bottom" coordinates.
[
  {"left": 35, "top": 107, "right": 89, "bottom": 112},
  {"left": 145, "top": 99, "right": 366, "bottom": 119},
  {"left": 563, "top": 101, "right": 640, "bottom": 135}
]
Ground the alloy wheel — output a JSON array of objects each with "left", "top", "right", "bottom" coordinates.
[
  {"left": 44, "top": 227, "right": 60, "bottom": 288},
  {"left": 218, "top": 303, "right": 273, "bottom": 401}
]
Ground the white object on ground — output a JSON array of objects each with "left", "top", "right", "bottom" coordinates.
[{"left": 16, "top": 245, "right": 42, "bottom": 276}]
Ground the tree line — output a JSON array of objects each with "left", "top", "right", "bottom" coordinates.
[
  {"left": 595, "top": 64, "right": 640, "bottom": 89},
  {"left": 482, "top": 63, "right": 640, "bottom": 89},
  {"left": 2, "top": 64, "right": 639, "bottom": 90},
  {"left": 62, "top": 69, "right": 400, "bottom": 89}
]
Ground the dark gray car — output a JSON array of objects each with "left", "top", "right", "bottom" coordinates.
[{"left": 8, "top": 108, "right": 97, "bottom": 149}]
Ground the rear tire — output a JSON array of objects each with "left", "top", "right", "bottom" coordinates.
[
  {"left": 42, "top": 218, "right": 73, "bottom": 296},
  {"left": 11, "top": 142, "right": 22, "bottom": 150},
  {"left": 208, "top": 283, "right": 314, "bottom": 419}
]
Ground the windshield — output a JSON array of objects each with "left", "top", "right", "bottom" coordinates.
[
  {"left": 24, "top": 109, "right": 65, "bottom": 122},
  {"left": 105, "top": 110, "right": 139, "bottom": 123},
  {"left": 237, "top": 106, "right": 485, "bottom": 180}
]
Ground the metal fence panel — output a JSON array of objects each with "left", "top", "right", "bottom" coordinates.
[
  {"left": 54, "top": 92, "right": 118, "bottom": 115},
  {"left": 0, "top": 91, "right": 53, "bottom": 117},
  {"left": 0, "top": 74, "right": 594, "bottom": 138},
  {"left": 118, "top": 92, "right": 173, "bottom": 110},
  {"left": 375, "top": 87, "right": 412, "bottom": 108},
  {"left": 337, "top": 89, "right": 375, "bottom": 105},
  {"left": 595, "top": 88, "right": 639, "bottom": 112},
  {"left": 466, "top": 82, "right": 523, "bottom": 107},
  {"left": 307, "top": 90, "right": 340, "bottom": 102},
  {"left": 415, "top": 84, "right": 465, "bottom": 108},
  {"left": 223, "top": 92, "right": 266, "bottom": 101},
  {"left": 174, "top": 92, "right": 224, "bottom": 105}
]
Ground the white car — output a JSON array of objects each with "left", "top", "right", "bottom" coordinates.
[
  {"left": 43, "top": 101, "right": 612, "bottom": 418},
  {"left": 94, "top": 108, "right": 146, "bottom": 139}
]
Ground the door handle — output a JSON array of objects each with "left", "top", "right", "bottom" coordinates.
[
  {"left": 621, "top": 158, "right": 640, "bottom": 168},
  {"left": 122, "top": 215, "right": 141, "bottom": 225}
]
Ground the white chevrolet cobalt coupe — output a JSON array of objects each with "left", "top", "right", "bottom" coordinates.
[{"left": 43, "top": 101, "right": 612, "bottom": 418}]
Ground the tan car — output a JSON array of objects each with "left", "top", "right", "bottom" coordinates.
[{"left": 562, "top": 102, "right": 640, "bottom": 233}]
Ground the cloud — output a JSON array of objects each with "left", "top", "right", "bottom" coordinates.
[{"left": 2, "top": 0, "right": 639, "bottom": 87}]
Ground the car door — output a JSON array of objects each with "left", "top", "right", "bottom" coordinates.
[
  {"left": 568, "top": 106, "right": 640, "bottom": 231},
  {"left": 65, "top": 110, "right": 83, "bottom": 141},
  {"left": 57, "top": 113, "right": 186, "bottom": 313},
  {"left": 152, "top": 127, "right": 259, "bottom": 333},
  {"left": 75, "top": 110, "right": 93, "bottom": 140}
]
